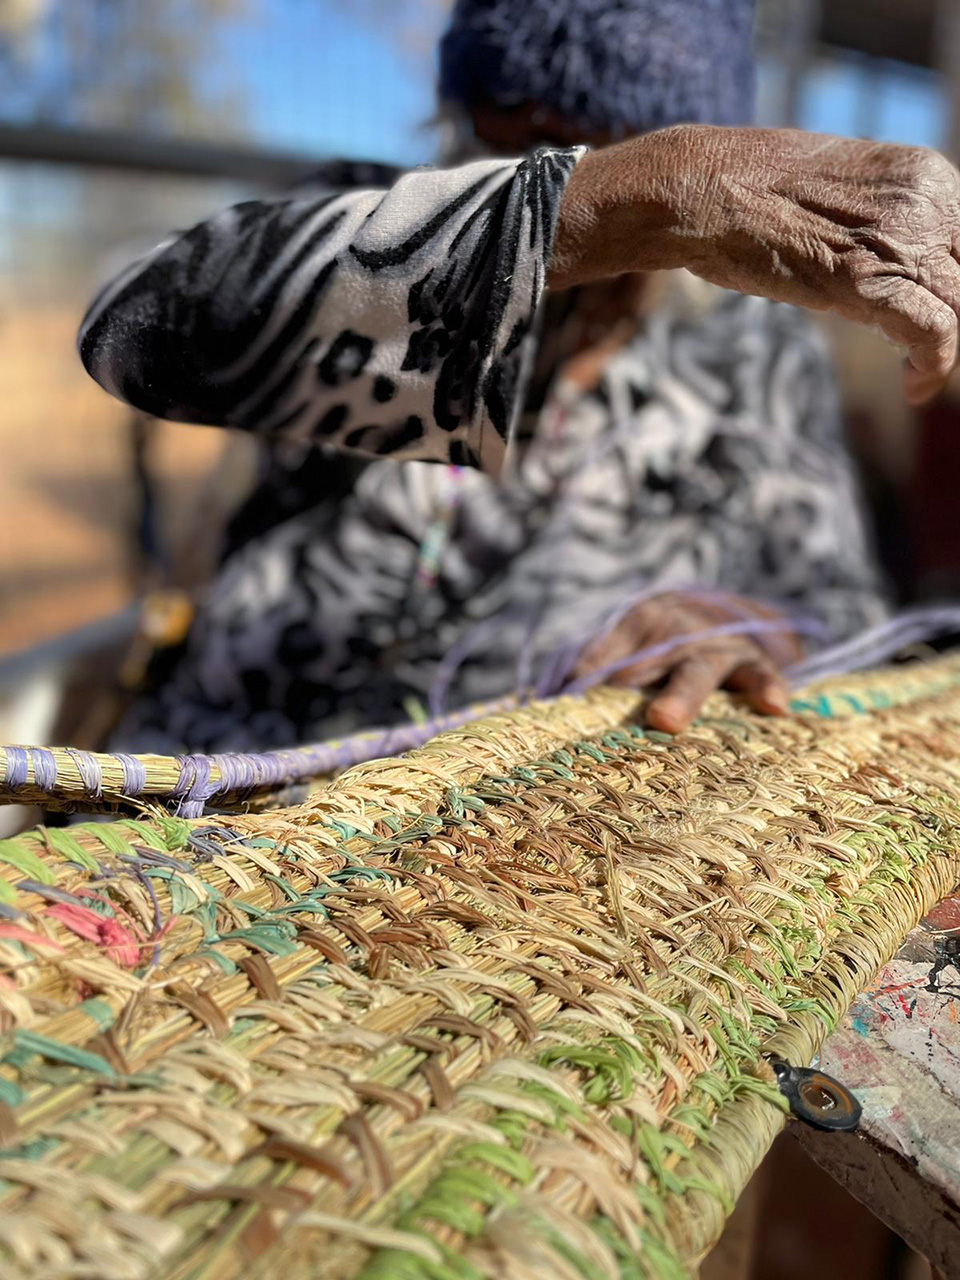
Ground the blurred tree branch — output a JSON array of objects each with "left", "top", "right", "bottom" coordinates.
[{"left": 0, "top": 0, "right": 255, "bottom": 135}]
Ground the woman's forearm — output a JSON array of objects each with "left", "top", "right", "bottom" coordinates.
[
  {"left": 548, "top": 127, "right": 699, "bottom": 287},
  {"left": 551, "top": 124, "right": 960, "bottom": 403}
]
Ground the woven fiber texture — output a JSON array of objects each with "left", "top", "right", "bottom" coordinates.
[{"left": 1, "top": 658, "right": 960, "bottom": 1278}]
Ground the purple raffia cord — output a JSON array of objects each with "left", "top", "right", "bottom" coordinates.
[
  {"left": 532, "top": 585, "right": 829, "bottom": 699},
  {"left": 428, "top": 607, "right": 533, "bottom": 719},
  {"left": 527, "top": 580, "right": 709, "bottom": 703},
  {"left": 171, "top": 696, "right": 520, "bottom": 817},
  {"left": 531, "top": 582, "right": 668, "bottom": 699},
  {"left": 784, "top": 605, "right": 960, "bottom": 686},
  {"left": 563, "top": 617, "right": 829, "bottom": 696},
  {"left": 5, "top": 606, "right": 960, "bottom": 816},
  {"left": 786, "top": 610, "right": 957, "bottom": 685},
  {"left": 140, "top": 602, "right": 960, "bottom": 811}
]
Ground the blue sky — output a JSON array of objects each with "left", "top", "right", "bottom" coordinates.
[
  {"left": 0, "top": 0, "right": 950, "bottom": 162},
  {"left": 220, "top": 2, "right": 949, "bottom": 162},
  {"left": 790, "top": 57, "right": 947, "bottom": 149},
  {"left": 217, "top": 1, "right": 446, "bottom": 165}
]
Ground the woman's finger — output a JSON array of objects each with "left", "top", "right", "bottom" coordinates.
[
  {"left": 725, "top": 659, "right": 790, "bottom": 715},
  {"left": 901, "top": 254, "right": 960, "bottom": 402},
  {"left": 572, "top": 610, "right": 655, "bottom": 681},
  {"left": 644, "top": 649, "right": 740, "bottom": 733},
  {"left": 849, "top": 273, "right": 958, "bottom": 387},
  {"left": 575, "top": 644, "right": 672, "bottom": 689},
  {"left": 572, "top": 602, "right": 694, "bottom": 687},
  {"left": 903, "top": 359, "right": 949, "bottom": 405}
]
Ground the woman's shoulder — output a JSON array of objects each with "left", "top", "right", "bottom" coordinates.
[{"left": 286, "top": 158, "right": 405, "bottom": 197}]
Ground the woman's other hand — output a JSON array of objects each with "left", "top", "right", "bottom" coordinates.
[
  {"left": 571, "top": 591, "right": 804, "bottom": 733},
  {"left": 550, "top": 125, "right": 960, "bottom": 403}
]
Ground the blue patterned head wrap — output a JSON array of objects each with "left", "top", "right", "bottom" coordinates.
[{"left": 439, "top": 0, "right": 756, "bottom": 136}]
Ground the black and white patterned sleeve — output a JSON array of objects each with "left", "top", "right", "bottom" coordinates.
[
  {"left": 78, "top": 146, "right": 584, "bottom": 473},
  {"left": 744, "top": 301, "right": 891, "bottom": 640}
]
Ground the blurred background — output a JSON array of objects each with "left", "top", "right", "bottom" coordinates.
[
  {"left": 0, "top": 3, "right": 955, "bottom": 1275},
  {"left": 3, "top": 0, "right": 960, "bottom": 702}
]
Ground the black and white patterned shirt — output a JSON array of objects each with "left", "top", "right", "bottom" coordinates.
[{"left": 79, "top": 147, "right": 888, "bottom": 752}]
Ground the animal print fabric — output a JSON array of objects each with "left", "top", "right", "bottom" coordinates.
[
  {"left": 80, "top": 148, "right": 583, "bottom": 474},
  {"left": 78, "top": 148, "right": 888, "bottom": 753}
]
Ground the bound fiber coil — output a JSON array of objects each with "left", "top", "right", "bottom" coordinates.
[
  {"left": 0, "top": 697, "right": 520, "bottom": 818},
  {"left": 1, "top": 658, "right": 960, "bottom": 1277}
]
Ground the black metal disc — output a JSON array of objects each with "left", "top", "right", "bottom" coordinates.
[{"left": 772, "top": 1061, "right": 862, "bottom": 1131}]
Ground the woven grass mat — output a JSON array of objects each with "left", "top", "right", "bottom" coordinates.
[{"left": 2, "top": 658, "right": 960, "bottom": 1278}]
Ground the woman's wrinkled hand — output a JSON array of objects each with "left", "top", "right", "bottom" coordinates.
[
  {"left": 571, "top": 591, "right": 804, "bottom": 734},
  {"left": 551, "top": 125, "right": 960, "bottom": 403}
]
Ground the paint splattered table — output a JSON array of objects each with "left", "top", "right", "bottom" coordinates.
[{"left": 797, "top": 890, "right": 960, "bottom": 1277}]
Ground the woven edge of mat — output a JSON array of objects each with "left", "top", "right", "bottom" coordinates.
[{"left": 665, "top": 830, "right": 960, "bottom": 1268}]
